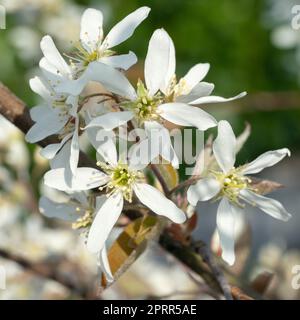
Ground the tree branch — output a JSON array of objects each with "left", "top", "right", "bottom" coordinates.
[{"left": 193, "top": 241, "right": 233, "bottom": 300}]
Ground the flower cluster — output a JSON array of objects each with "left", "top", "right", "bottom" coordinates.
[{"left": 26, "top": 7, "right": 292, "bottom": 282}]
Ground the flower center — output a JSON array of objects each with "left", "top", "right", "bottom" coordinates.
[
  {"left": 84, "top": 50, "right": 100, "bottom": 65},
  {"left": 211, "top": 168, "right": 251, "bottom": 206},
  {"left": 97, "top": 162, "right": 144, "bottom": 202},
  {"left": 66, "top": 42, "right": 115, "bottom": 75},
  {"left": 123, "top": 80, "right": 162, "bottom": 124}
]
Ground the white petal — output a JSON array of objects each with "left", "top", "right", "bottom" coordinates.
[
  {"left": 70, "top": 118, "right": 79, "bottom": 174},
  {"left": 176, "top": 82, "right": 215, "bottom": 103},
  {"left": 98, "top": 246, "right": 114, "bottom": 283},
  {"left": 213, "top": 120, "right": 236, "bottom": 173},
  {"left": 84, "top": 111, "right": 134, "bottom": 130},
  {"left": 189, "top": 91, "right": 247, "bottom": 105},
  {"left": 39, "top": 57, "right": 67, "bottom": 89},
  {"left": 87, "top": 193, "right": 123, "bottom": 253},
  {"left": 240, "top": 189, "right": 292, "bottom": 221},
  {"left": 145, "top": 121, "right": 179, "bottom": 168},
  {"left": 56, "top": 61, "right": 136, "bottom": 99},
  {"left": 87, "top": 128, "right": 118, "bottom": 166},
  {"left": 80, "top": 8, "right": 103, "bottom": 52},
  {"left": 44, "top": 167, "right": 108, "bottom": 191},
  {"left": 39, "top": 196, "right": 78, "bottom": 222},
  {"left": 145, "top": 29, "right": 175, "bottom": 95},
  {"left": 95, "top": 195, "right": 107, "bottom": 209},
  {"left": 103, "top": 6, "right": 150, "bottom": 49},
  {"left": 30, "top": 105, "right": 51, "bottom": 122},
  {"left": 99, "top": 51, "right": 137, "bottom": 70},
  {"left": 128, "top": 121, "right": 179, "bottom": 170},
  {"left": 39, "top": 56, "right": 58, "bottom": 75},
  {"left": 40, "top": 133, "right": 72, "bottom": 159},
  {"left": 48, "top": 141, "right": 74, "bottom": 188},
  {"left": 128, "top": 138, "right": 151, "bottom": 170},
  {"left": 134, "top": 183, "right": 186, "bottom": 223},
  {"left": 40, "top": 35, "right": 70, "bottom": 76},
  {"left": 73, "top": 192, "right": 89, "bottom": 207},
  {"left": 50, "top": 140, "right": 71, "bottom": 169},
  {"left": 217, "top": 197, "right": 241, "bottom": 266},
  {"left": 182, "top": 63, "right": 210, "bottom": 90},
  {"left": 29, "top": 77, "right": 52, "bottom": 102},
  {"left": 158, "top": 103, "right": 217, "bottom": 130},
  {"left": 67, "top": 96, "right": 79, "bottom": 116},
  {"left": 187, "top": 178, "right": 221, "bottom": 206},
  {"left": 242, "top": 148, "right": 291, "bottom": 175},
  {"left": 25, "top": 112, "right": 66, "bottom": 143}
]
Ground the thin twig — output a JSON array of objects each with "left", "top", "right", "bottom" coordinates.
[
  {"left": 80, "top": 92, "right": 118, "bottom": 105},
  {"left": 193, "top": 241, "right": 233, "bottom": 300},
  {"left": 169, "top": 176, "right": 200, "bottom": 195},
  {"left": 150, "top": 164, "right": 170, "bottom": 196}
]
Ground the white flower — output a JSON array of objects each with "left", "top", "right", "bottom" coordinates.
[
  {"left": 75, "top": 6, "right": 150, "bottom": 72},
  {"left": 40, "top": 6, "right": 150, "bottom": 80},
  {"left": 39, "top": 35, "right": 138, "bottom": 99},
  {"left": 39, "top": 192, "right": 113, "bottom": 282},
  {"left": 27, "top": 54, "right": 139, "bottom": 176},
  {"left": 187, "top": 120, "right": 292, "bottom": 265},
  {"left": 39, "top": 192, "right": 91, "bottom": 223},
  {"left": 79, "top": 29, "right": 246, "bottom": 168},
  {"left": 43, "top": 145, "right": 187, "bottom": 256},
  {"left": 25, "top": 76, "right": 81, "bottom": 175},
  {"left": 86, "top": 29, "right": 221, "bottom": 129},
  {"left": 143, "top": 29, "right": 246, "bottom": 106}
]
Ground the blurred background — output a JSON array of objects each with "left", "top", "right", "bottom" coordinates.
[{"left": 0, "top": 0, "right": 300, "bottom": 299}]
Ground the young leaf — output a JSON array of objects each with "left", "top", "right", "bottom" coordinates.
[
  {"left": 101, "top": 215, "right": 161, "bottom": 288},
  {"left": 154, "top": 163, "right": 179, "bottom": 190}
]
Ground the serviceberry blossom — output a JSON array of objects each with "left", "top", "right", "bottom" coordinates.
[
  {"left": 187, "top": 120, "right": 292, "bottom": 265},
  {"left": 39, "top": 192, "right": 94, "bottom": 228},
  {"left": 43, "top": 144, "right": 186, "bottom": 255},
  {"left": 39, "top": 192, "right": 113, "bottom": 281},
  {"left": 23, "top": 5, "right": 293, "bottom": 286},
  {"left": 72, "top": 6, "right": 150, "bottom": 73},
  {"left": 25, "top": 62, "right": 134, "bottom": 176},
  {"left": 80, "top": 29, "right": 245, "bottom": 167},
  {"left": 25, "top": 75, "right": 81, "bottom": 175},
  {"left": 39, "top": 7, "right": 150, "bottom": 81}
]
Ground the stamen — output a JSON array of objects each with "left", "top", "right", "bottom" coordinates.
[
  {"left": 122, "top": 80, "right": 162, "bottom": 124},
  {"left": 97, "top": 161, "right": 144, "bottom": 202},
  {"left": 210, "top": 168, "right": 251, "bottom": 206}
]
